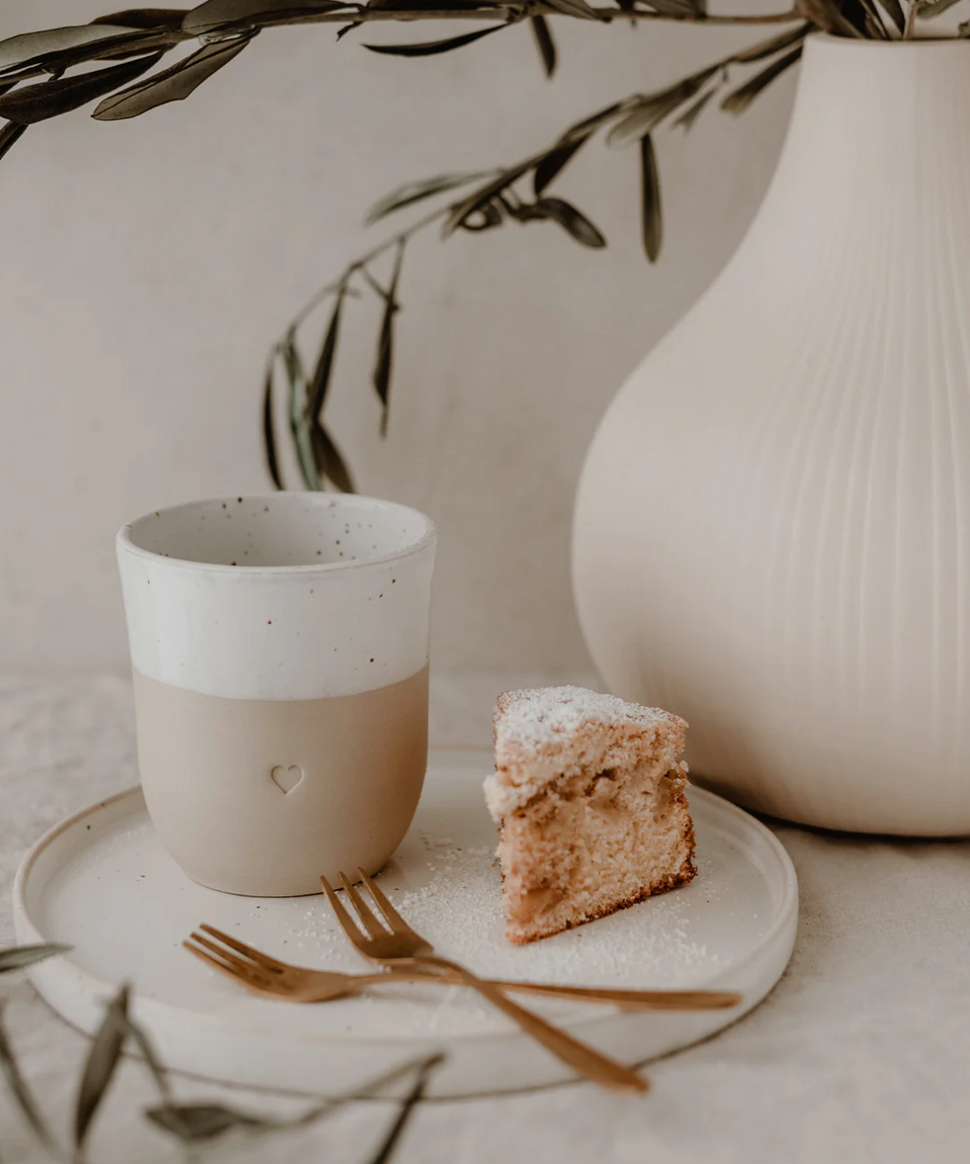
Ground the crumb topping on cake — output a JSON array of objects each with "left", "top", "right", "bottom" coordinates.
[
  {"left": 485, "top": 685, "right": 687, "bottom": 821},
  {"left": 496, "top": 685, "right": 675, "bottom": 750}
]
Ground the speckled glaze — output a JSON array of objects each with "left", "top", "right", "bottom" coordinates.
[
  {"left": 117, "top": 494, "right": 436, "bottom": 895},
  {"left": 118, "top": 494, "right": 436, "bottom": 700}
]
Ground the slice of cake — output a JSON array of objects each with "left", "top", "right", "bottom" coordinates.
[{"left": 484, "top": 686, "right": 696, "bottom": 945}]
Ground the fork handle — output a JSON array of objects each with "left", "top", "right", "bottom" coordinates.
[
  {"left": 384, "top": 970, "right": 739, "bottom": 1011},
  {"left": 410, "top": 955, "right": 648, "bottom": 1093},
  {"left": 474, "top": 980, "right": 739, "bottom": 1011}
]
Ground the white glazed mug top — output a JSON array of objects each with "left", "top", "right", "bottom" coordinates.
[{"left": 117, "top": 494, "right": 436, "bottom": 701}]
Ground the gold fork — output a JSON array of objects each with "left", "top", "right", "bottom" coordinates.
[
  {"left": 184, "top": 924, "right": 741, "bottom": 1012},
  {"left": 322, "top": 868, "right": 651, "bottom": 1093}
]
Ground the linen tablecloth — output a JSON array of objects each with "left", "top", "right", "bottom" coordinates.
[{"left": 1, "top": 675, "right": 968, "bottom": 1164}]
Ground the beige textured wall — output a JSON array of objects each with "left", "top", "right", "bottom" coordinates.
[{"left": 0, "top": 1, "right": 794, "bottom": 677}]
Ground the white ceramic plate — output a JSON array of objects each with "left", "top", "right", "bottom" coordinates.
[{"left": 13, "top": 749, "right": 797, "bottom": 1098}]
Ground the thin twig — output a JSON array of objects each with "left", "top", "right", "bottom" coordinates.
[
  {"left": 253, "top": 5, "right": 803, "bottom": 25},
  {"left": 903, "top": 0, "right": 918, "bottom": 36},
  {"left": 280, "top": 199, "right": 466, "bottom": 341},
  {"left": 364, "top": 1056, "right": 442, "bottom": 1164},
  {"left": 0, "top": 6, "right": 802, "bottom": 88},
  {"left": 277, "top": 21, "right": 806, "bottom": 344}
]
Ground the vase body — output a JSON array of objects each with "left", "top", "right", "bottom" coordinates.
[{"left": 573, "top": 36, "right": 970, "bottom": 834}]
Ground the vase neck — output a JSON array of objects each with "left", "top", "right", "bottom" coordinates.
[{"left": 759, "top": 37, "right": 970, "bottom": 234}]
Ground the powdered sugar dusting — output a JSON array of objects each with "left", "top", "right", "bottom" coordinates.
[
  {"left": 487, "top": 685, "right": 686, "bottom": 819},
  {"left": 392, "top": 835, "right": 724, "bottom": 989},
  {"left": 496, "top": 686, "right": 674, "bottom": 752}
]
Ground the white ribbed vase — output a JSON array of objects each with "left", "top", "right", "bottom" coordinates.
[{"left": 573, "top": 36, "right": 970, "bottom": 835}]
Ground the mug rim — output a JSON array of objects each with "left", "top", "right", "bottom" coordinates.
[{"left": 117, "top": 493, "right": 437, "bottom": 576}]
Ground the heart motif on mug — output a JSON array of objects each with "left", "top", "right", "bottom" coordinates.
[{"left": 270, "top": 764, "right": 304, "bottom": 794}]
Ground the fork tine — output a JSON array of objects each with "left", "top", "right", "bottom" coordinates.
[
  {"left": 337, "top": 872, "right": 386, "bottom": 939},
  {"left": 189, "top": 932, "right": 275, "bottom": 988},
  {"left": 183, "top": 940, "right": 272, "bottom": 991},
  {"left": 184, "top": 939, "right": 238, "bottom": 979},
  {"left": 320, "top": 875, "right": 370, "bottom": 951},
  {"left": 356, "top": 867, "right": 416, "bottom": 938},
  {"left": 198, "top": 924, "right": 284, "bottom": 973}
]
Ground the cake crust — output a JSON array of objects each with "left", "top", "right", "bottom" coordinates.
[{"left": 504, "top": 853, "right": 697, "bottom": 945}]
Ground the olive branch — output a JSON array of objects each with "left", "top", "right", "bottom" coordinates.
[
  {"left": 0, "top": 942, "right": 442, "bottom": 1163},
  {"left": 0, "top": 0, "right": 966, "bottom": 489}
]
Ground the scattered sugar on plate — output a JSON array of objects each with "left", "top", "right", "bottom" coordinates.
[{"left": 387, "top": 836, "right": 722, "bottom": 988}]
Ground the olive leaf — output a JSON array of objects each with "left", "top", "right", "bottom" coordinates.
[
  {"left": 495, "top": 195, "right": 539, "bottom": 221},
  {"left": 149, "top": 1054, "right": 443, "bottom": 1145},
  {"left": 729, "top": 22, "right": 812, "bottom": 64},
  {"left": 847, "top": 0, "right": 887, "bottom": 34},
  {"left": 309, "top": 288, "right": 345, "bottom": 419},
  {"left": 183, "top": 0, "right": 347, "bottom": 35},
  {"left": 0, "top": 1002, "right": 62, "bottom": 1156},
  {"left": 366, "top": 1054, "right": 441, "bottom": 1164},
  {"left": 0, "top": 25, "right": 141, "bottom": 73},
  {"left": 74, "top": 985, "right": 130, "bottom": 1153},
  {"left": 793, "top": 0, "right": 865, "bottom": 36},
  {"left": 0, "top": 31, "right": 179, "bottom": 85},
  {"left": 534, "top": 197, "right": 606, "bottom": 248},
  {"left": 336, "top": 20, "right": 363, "bottom": 38},
  {"left": 543, "top": 0, "right": 603, "bottom": 19},
  {"left": 721, "top": 46, "right": 803, "bottom": 116},
  {"left": 146, "top": 1102, "right": 268, "bottom": 1141},
  {"left": 366, "top": 169, "right": 494, "bottom": 225},
  {"left": 498, "top": 194, "right": 606, "bottom": 247},
  {"left": 115, "top": 1011, "right": 172, "bottom": 1104},
  {"left": 917, "top": 0, "right": 964, "bottom": 16},
  {"left": 0, "top": 943, "right": 71, "bottom": 974},
  {"left": 92, "top": 10, "right": 191, "bottom": 30},
  {"left": 283, "top": 335, "right": 321, "bottom": 490},
  {"left": 557, "top": 99, "right": 624, "bottom": 146},
  {"left": 306, "top": 287, "right": 357, "bottom": 492},
  {"left": 363, "top": 24, "right": 506, "bottom": 57},
  {"left": 0, "top": 52, "right": 163, "bottom": 123},
  {"left": 369, "top": 0, "right": 500, "bottom": 9},
  {"left": 92, "top": 32, "right": 254, "bottom": 119},
  {"left": 373, "top": 243, "right": 404, "bottom": 437},
  {"left": 262, "top": 356, "right": 283, "bottom": 490},
  {"left": 639, "top": 133, "right": 662, "bottom": 262},
  {"left": 458, "top": 200, "right": 503, "bottom": 230},
  {"left": 442, "top": 158, "right": 535, "bottom": 236},
  {"left": 607, "top": 66, "right": 718, "bottom": 148},
  {"left": 853, "top": 0, "right": 888, "bottom": 35},
  {"left": 310, "top": 423, "right": 356, "bottom": 492},
  {"left": 530, "top": 15, "right": 556, "bottom": 77},
  {"left": 671, "top": 87, "right": 714, "bottom": 131},
  {"left": 874, "top": 0, "right": 905, "bottom": 29},
  {"left": 533, "top": 133, "right": 590, "bottom": 196},
  {"left": 643, "top": 0, "right": 702, "bottom": 14},
  {"left": 0, "top": 119, "right": 26, "bottom": 162}
]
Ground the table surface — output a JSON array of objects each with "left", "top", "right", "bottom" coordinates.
[{"left": 1, "top": 674, "right": 969, "bottom": 1164}]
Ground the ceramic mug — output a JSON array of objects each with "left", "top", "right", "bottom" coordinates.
[{"left": 116, "top": 494, "right": 436, "bottom": 896}]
